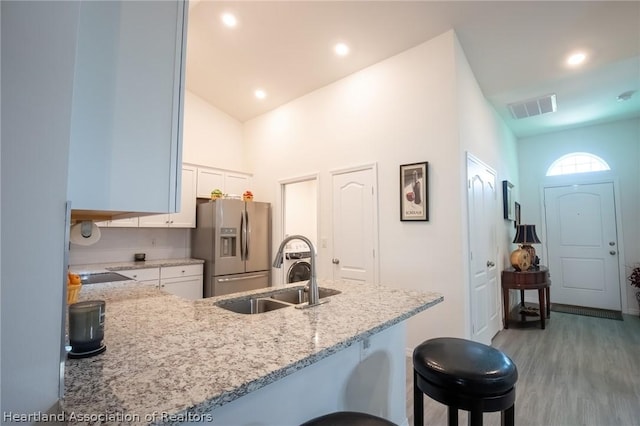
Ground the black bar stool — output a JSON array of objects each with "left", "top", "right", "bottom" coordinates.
[
  {"left": 413, "top": 337, "right": 518, "bottom": 426},
  {"left": 301, "top": 411, "right": 397, "bottom": 426}
]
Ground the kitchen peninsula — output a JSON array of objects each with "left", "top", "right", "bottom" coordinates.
[{"left": 63, "top": 279, "right": 443, "bottom": 425}]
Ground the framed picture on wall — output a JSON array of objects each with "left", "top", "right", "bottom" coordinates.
[
  {"left": 502, "top": 180, "right": 514, "bottom": 220},
  {"left": 514, "top": 201, "right": 521, "bottom": 228},
  {"left": 400, "top": 162, "right": 429, "bottom": 221}
]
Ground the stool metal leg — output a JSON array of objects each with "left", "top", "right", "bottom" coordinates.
[
  {"left": 413, "top": 370, "right": 423, "bottom": 426},
  {"left": 469, "top": 409, "right": 482, "bottom": 426},
  {"left": 447, "top": 407, "right": 458, "bottom": 426},
  {"left": 501, "top": 404, "right": 515, "bottom": 426}
]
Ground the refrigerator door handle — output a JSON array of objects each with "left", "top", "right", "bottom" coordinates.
[
  {"left": 217, "top": 273, "right": 268, "bottom": 283},
  {"left": 245, "top": 210, "right": 250, "bottom": 260},
  {"left": 240, "top": 211, "right": 246, "bottom": 261}
]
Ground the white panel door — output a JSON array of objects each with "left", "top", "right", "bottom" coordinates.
[
  {"left": 544, "top": 183, "right": 621, "bottom": 310},
  {"left": 467, "top": 155, "right": 500, "bottom": 345},
  {"left": 332, "top": 167, "right": 376, "bottom": 284}
]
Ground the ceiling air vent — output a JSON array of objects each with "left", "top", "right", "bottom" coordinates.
[{"left": 508, "top": 94, "right": 557, "bottom": 119}]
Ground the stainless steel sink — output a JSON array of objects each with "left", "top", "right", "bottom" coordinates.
[
  {"left": 216, "top": 287, "right": 341, "bottom": 314},
  {"left": 216, "top": 297, "right": 291, "bottom": 314},
  {"left": 271, "top": 287, "right": 341, "bottom": 304}
]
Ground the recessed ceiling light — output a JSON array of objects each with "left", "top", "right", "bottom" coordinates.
[
  {"left": 255, "top": 89, "right": 266, "bottom": 100},
  {"left": 334, "top": 43, "right": 350, "bottom": 57},
  {"left": 567, "top": 52, "right": 586, "bottom": 66},
  {"left": 221, "top": 13, "right": 238, "bottom": 28}
]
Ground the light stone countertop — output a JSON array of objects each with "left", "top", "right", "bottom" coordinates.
[
  {"left": 62, "top": 280, "right": 443, "bottom": 425},
  {"left": 70, "top": 258, "right": 204, "bottom": 274}
]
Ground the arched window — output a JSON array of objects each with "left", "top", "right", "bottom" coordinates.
[{"left": 546, "top": 152, "right": 610, "bottom": 176}]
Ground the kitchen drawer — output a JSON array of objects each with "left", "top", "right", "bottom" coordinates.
[
  {"left": 161, "top": 264, "right": 202, "bottom": 279},
  {"left": 118, "top": 267, "right": 160, "bottom": 282},
  {"left": 160, "top": 276, "right": 203, "bottom": 300}
]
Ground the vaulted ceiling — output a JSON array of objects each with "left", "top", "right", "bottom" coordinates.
[{"left": 186, "top": 1, "right": 640, "bottom": 138}]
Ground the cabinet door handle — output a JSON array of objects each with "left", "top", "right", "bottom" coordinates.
[
  {"left": 610, "top": 250, "right": 617, "bottom": 255},
  {"left": 487, "top": 261, "right": 495, "bottom": 267},
  {"left": 332, "top": 258, "right": 340, "bottom": 264}
]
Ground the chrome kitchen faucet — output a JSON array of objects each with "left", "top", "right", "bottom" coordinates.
[{"left": 273, "top": 235, "right": 327, "bottom": 309}]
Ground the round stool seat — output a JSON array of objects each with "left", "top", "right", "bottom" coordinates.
[
  {"left": 300, "top": 411, "right": 397, "bottom": 426},
  {"left": 413, "top": 337, "right": 518, "bottom": 396}
]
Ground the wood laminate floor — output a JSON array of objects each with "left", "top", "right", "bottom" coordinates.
[{"left": 406, "top": 312, "right": 640, "bottom": 426}]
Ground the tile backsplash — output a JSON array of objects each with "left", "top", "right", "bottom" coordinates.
[{"left": 69, "top": 227, "right": 191, "bottom": 265}]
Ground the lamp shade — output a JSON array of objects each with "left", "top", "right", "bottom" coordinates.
[{"left": 513, "top": 224, "right": 541, "bottom": 244}]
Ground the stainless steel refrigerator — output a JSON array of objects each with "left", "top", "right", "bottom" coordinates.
[{"left": 192, "top": 199, "right": 271, "bottom": 297}]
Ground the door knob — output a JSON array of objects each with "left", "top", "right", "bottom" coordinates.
[
  {"left": 332, "top": 258, "right": 340, "bottom": 264},
  {"left": 486, "top": 261, "right": 495, "bottom": 267},
  {"left": 609, "top": 241, "right": 616, "bottom": 246},
  {"left": 610, "top": 250, "right": 617, "bottom": 255}
]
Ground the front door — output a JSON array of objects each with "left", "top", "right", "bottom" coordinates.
[
  {"left": 331, "top": 166, "right": 377, "bottom": 284},
  {"left": 467, "top": 155, "right": 500, "bottom": 345},
  {"left": 544, "top": 182, "right": 621, "bottom": 310}
]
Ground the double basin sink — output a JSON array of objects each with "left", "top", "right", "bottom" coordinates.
[{"left": 216, "top": 286, "right": 341, "bottom": 314}]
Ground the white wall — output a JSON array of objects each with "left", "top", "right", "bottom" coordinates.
[
  {"left": 183, "top": 90, "right": 246, "bottom": 171},
  {"left": 284, "top": 179, "right": 318, "bottom": 247},
  {"left": 244, "top": 30, "right": 517, "bottom": 349},
  {"left": 453, "top": 37, "right": 521, "bottom": 322},
  {"left": 69, "top": 228, "right": 190, "bottom": 265},
  {"left": 1, "top": 1, "right": 80, "bottom": 415},
  {"left": 518, "top": 118, "right": 640, "bottom": 313}
]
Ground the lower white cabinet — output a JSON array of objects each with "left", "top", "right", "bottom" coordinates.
[
  {"left": 117, "top": 263, "right": 203, "bottom": 300},
  {"left": 117, "top": 267, "right": 160, "bottom": 286},
  {"left": 160, "top": 264, "right": 203, "bottom": 300}
]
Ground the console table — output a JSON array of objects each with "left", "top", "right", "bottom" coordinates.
[{"left": 501, "top": 266, "right": 550, "bottom": 329}]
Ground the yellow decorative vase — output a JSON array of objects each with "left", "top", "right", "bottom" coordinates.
[{"left": 510, "top": 248, "right": 531, "bottom": 271}]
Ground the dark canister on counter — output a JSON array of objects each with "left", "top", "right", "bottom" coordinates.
[{"left": 68, "top": 300, "right": 106, "bottom": 358}]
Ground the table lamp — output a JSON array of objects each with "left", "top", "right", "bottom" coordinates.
[{"left": 510, "top": 224, "right": 542, "bottom": 271}]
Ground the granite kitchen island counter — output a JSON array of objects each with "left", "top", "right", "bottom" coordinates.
[{"left": 62, "top": 280, "right": 442, "bottom": 425}]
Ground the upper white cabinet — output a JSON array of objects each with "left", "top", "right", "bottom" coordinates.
[
  {"left": 67, "top": 1, "right": 187, "bottom": 214},
  {"left": 139, "top": 166, "right": 196, "bottom": 228},
  {"left": 96, "top": 217, "right": 139, "bottom": 228},
  {"left": 195, "top": 166, "right": 252, "bottom": 198},
  {"left": 196, "top": 168, "right": 225, "bottom": 198},
  {"left": 225, "top": 172, "right": 252, "bottom": 197}
]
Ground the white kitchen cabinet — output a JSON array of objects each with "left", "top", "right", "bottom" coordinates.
[
  {"left": 117, "top": 267, "right": 160, "bottom": 286},
  {"left": 195, "top": 166, "right": 252, "bottom": 198},
  {"left": 160, "top": 264, "right": 203, "bottom": 300},
  {"left": 139, "top": 166, "right": 196, "bottom": 228},
  {"left": 196, "top": 168, "right": 225, "bottom": 198},
  {"left": 118, "top": 264, "right": 202, "bottom": 300},
  {"left": 96, "top": 217, "right": 139, "bottom": 228},
  {"left": 67, "top": 1, "right": 187, "bottom": 215},
  {"left": 225, "top": 172, "right": 252, "bottom": 197}
]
